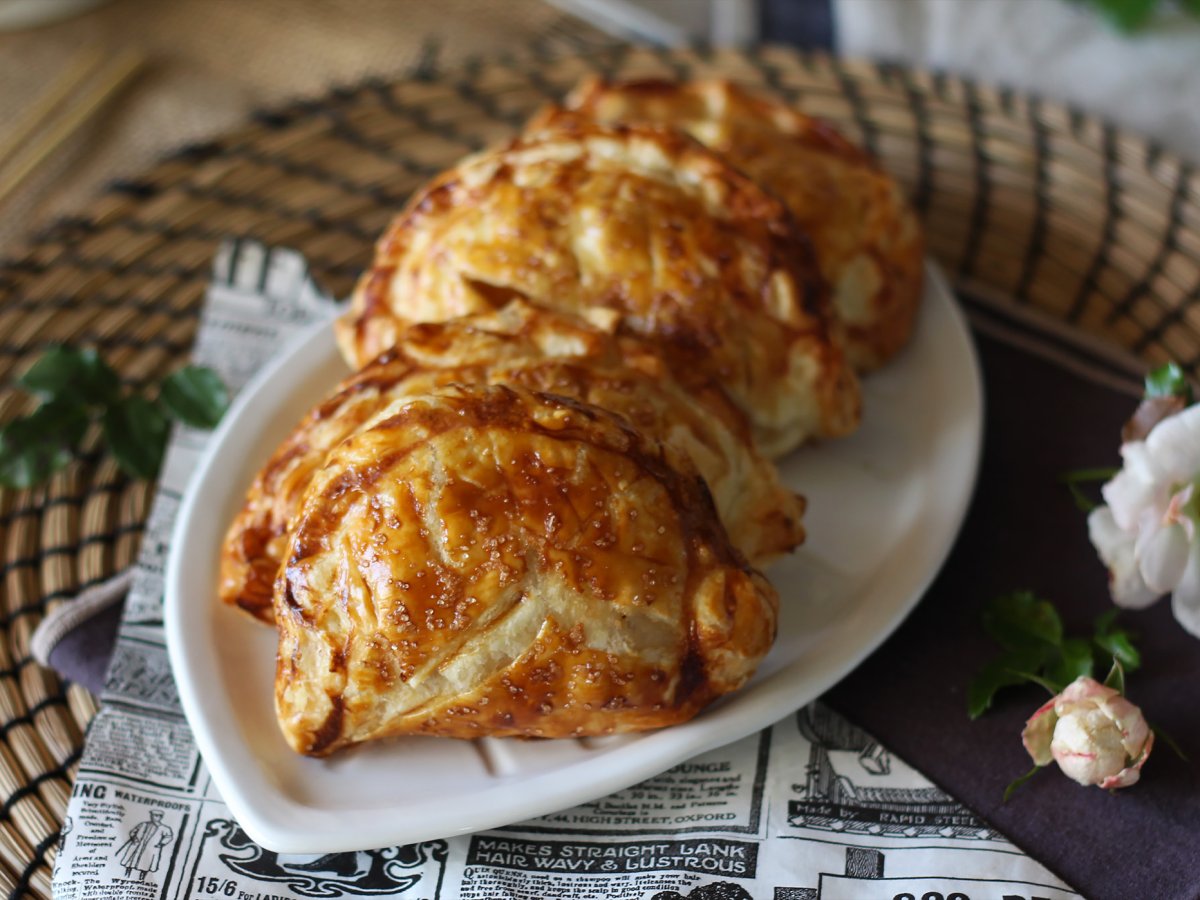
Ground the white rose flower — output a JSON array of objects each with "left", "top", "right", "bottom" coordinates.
[
  {"left": 1087, "top": 403, "right": 1200, "bottom": 637},
  {"left": 1021, "top": 676, "right": 1152, "bottom": 790}
]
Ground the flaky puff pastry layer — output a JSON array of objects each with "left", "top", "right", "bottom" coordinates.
[
  {"left": 552, "top": 79, "right": 925, "bottom": 372},
  {"left": 275, "top": 382, "right": 778, "bottom": 754},
  {"left": 336, "top": 120, "right": 859, "bottom": 457},
  {"left": 221, "top": 303, "right": 804, "bottom": 623}
]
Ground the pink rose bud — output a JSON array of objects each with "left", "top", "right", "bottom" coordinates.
[{"left": 1020, "top": 676, "right": 1153, "bottom": 789}]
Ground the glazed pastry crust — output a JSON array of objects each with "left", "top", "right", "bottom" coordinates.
[
  {"left": 275, "top": 383, "right": 779, "bottom": 754},
  {"left": 336, "top": 120, "right": 860, "bottom": 456},
  {"left": 553, "top": 78, "right": 925, "bottom": 371},
  {"left": 221, "top": 303, "right": 804, "bottom": 623}
]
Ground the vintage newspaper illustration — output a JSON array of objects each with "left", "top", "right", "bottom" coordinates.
[{"left": 52, "top": 241, "right": 1078, "bottom": 900}]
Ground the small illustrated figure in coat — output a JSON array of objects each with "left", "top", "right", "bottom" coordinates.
[{"left": 115, "top": 810, "right": 173, "bottom": 881}]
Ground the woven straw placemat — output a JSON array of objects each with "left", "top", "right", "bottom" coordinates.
[{"left": 1, "top": 42, "right": 1198, "bottom": 898}]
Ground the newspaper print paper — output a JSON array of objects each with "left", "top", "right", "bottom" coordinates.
[{"left": 52, "top": 241, "right": 1078, "bottom": 900}]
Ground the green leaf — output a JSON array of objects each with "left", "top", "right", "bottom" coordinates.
[
  {"left": 982, "top": 591, "right": 1064, "bottom": 653},
  {"left": 0, "top": 438, "right": 70, "bottom": 489},
  {"left": 1094, "top": 628, "right": 1141, "bottom": 672},
  {"left": 1045, "top": 638, "right": 1095, "bottom": 689},
  {"left": 1060, "top": 467, "right": 1119, "bottom": 513},
  {"left": 968, "top": 659, "right": 1025, "bottom": 719},
  {"left": 158, "top": 366, "right": 229, "bottom": 429},
  {"left": 1103, "top": 658, "right": 1126, "bottom": 694},
  {"left": 103, "top": 396, "right": 169, "bottom": 480},
  {"left": 1004, "top": 764, "right": 1045, "bottom": 802},
  {"left": 1144, "top": 361, "right": 1194, "bottom": 404},
  {"left": 1086, "top": 0, "right": 1159, "bottom": 31},
  {"left": 18, "top": 346, "right": 120, "bottom": 406},
  {"left": 1093, "top": 608, "right": 1119, "bottom": 635},
  {"left": 1153, "top": 726, "right": 1189, "bottom": 762},
  {"left": 1006, "top": 670, "right": 1065, "bottom": 696},
  {"left": 1065, "top": 481, "right": 1098, "bottom": 513},
  {"left": 1183, "top": 0, "right": 1200, "bottom": 16},
  {"left": 26, "top": 399, "right": 90, "bottom": 447},
  {"left": 1093, "top": 610, "right": 1141, "bottom": 671},
  {"left": 967, "top": 648, "right": 1046, "bottom": 719},
  {"left": 0, "top": 400, "right": 90, "bottom": 489}
]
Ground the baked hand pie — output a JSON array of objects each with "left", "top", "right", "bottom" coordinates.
[
  {"left": 335, "top": 119, "right": 860, "bottom": 457},
  {"left": 551, "top": 78, "right": 925, "bottom": 371},
  {"left": 274, "top": 382, "right": 778, "bottom": 754},
  {"left": 221, "top": 302, "right": 804, "bottom": 623}
]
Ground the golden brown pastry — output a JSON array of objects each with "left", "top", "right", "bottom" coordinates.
[
  {"left": 551, "top": 78, "right": 925, "bottom": 371},
  {"left": 221, "top": 302, "right": 804, "bottom": 623},
  {"left": 336, "top": 119, "right": 860, "bottom": 457},
  {"left": 228, "top": 82, "right": 924, "bottom": 753},
  {"left": 275, "top": 382, "right": 778, "bottom": 754}
]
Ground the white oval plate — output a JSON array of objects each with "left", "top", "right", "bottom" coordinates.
[{"left": 165, "top": 263, "right": 982, "bottom": 854}]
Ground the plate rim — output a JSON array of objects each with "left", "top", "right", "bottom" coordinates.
[{"left": 164, "top": 261, "right": 983, "bottom": 852}]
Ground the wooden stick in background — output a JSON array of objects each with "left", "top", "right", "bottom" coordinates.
[
  {"left": 0, "top": 48, "right": 145, "bottom": 208},
  {"left": 0, "top": 48, "right": 106, "bottom": 173}
]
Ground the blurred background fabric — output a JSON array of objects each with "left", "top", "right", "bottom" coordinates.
[
  {"left": 3, "top": 0, "right": 1200, "bottom": 252},
  {"left": 835, "top": 0, "right": 1200, "bottom": 163},
  {"left": 555, "top": 0, "right": 1200, "bottom": 164},
  {"left": 0, "top": 0, "right": 610, "bottom": 253}
]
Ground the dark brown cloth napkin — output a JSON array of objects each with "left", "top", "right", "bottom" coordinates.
[
  {"left": 827, "top": 313, "right": 1200, "bottom": 900},
  {"left": 42, "top": 305, "right": 1199, "bottom": 899}
]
